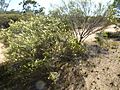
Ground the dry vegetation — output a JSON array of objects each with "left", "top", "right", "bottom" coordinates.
[{"left": 0, "top": 0, "right": 120, "bottom": 90}]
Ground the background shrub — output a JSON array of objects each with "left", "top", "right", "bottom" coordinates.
[
  {"left": 0, "top": 14, "right": 21, "bottom": 28},
  {"left": 0, "top": 13, "right": 35, "bottom": 29}
]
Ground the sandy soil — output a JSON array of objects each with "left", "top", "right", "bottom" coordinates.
[
  {"left": 82, "top": 25, "right": 120, "bottom": 90},
  {"left": 84, "top": 25, "right": 120, "bottom": 43},
  {"left": 84, "top": 41, "right": 120, "bottom": 90},
  {"left": 0, "top": 43, "right": 5, "bottom": 63}
]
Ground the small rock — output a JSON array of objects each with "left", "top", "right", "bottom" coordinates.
[{"left": 35, "top": 80, "right": 46, "bottom": 90}]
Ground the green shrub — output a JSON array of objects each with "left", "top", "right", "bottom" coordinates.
[
  {"left": 0, "top": 15, "right": 86, "bottom": 89},
  {"left": 0, "top": 13, "right": 35, "bottom": 29},
  {"left": 0, "top": 14, "right": 21, "bottom": 28},
  {"left": 1, "top": 15, "right": 86, "bottom": 62},
  {"left": 95, "top": 32, "right": 109, "bottom": 48}
]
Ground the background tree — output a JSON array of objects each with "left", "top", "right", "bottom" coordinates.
[
  {"left": 113, "top": 0, "right": 120, "bottom": 6},
  {"left": 19, "top": 0, "right": 44, "bottom": 14},
  {"left": 113, "top": 0, "right": 120, "bottom": 19},
  {"left": 50, "top": 0, "right": 115, "bottom": 43},
  {"left": 0, "top": 0, "right": 11, "bottom": 12}
]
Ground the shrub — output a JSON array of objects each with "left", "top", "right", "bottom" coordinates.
[
  {"left": 0, "top": 13, "right": 36, "bottom": 29},
  {"left": 0, "top": 14, "right": 21, "bottom": 28},
  {"left": 95, "top": 32, "right": 109, "bottom": 48},
  {"left": 0, "top": 15, "right": 86, "bottom": 89}
]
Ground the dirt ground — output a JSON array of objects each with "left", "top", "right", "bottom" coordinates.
[
  {"left": 81, "top": 25, "right": 120, "bottom": 90},
  {"left": 85, "top": 25, "right": 120, "bottom": 43},
  {"left": 84, "top": 41, "right": 120, "bottom": 90},
  {"left": 0, "top": 43, "right": 5, "bottom": 63}
]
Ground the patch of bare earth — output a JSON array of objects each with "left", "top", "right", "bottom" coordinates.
[
  {"left": 84, "top": 25, "right": 120, "bottom": 43},
  {"left": 0, "top": 43, "right": 5, "bottom": 63},
  {"left": 81, "top": 25, "right": 120, "bottom": 90},
  {"left": 81, "top": 26, "right": 120, "bottom": 90},
  {"left": 84, "top": 41, "right": 120, "bottom": 90}
]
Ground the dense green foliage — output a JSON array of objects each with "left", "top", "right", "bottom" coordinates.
[
  {"left": 0, "top": 15, "right": 86, "bottom": 89},
  {"left": 1, "top": 15, "right": 86, "bottom": 61},
  {"left": 0, "top": 14, "right": 21, "bottom": 28},
  {"left": 0, "top": 13, "right": 36, "bottom": 28}
]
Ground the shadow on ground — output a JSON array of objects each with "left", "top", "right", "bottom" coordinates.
[{"left": 106, "top": 31, "right": 120, "bottom": 41}]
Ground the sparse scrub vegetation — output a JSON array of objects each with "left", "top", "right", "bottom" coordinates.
[
  {"left": 0, "top": 0, "right": 119, "bottom": 90},
  {"left": 49, "top": 0, "right": 115, "bottom": 43},
  {"left": 95, "top": 32, "right": 110, "bottom": 48}
]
